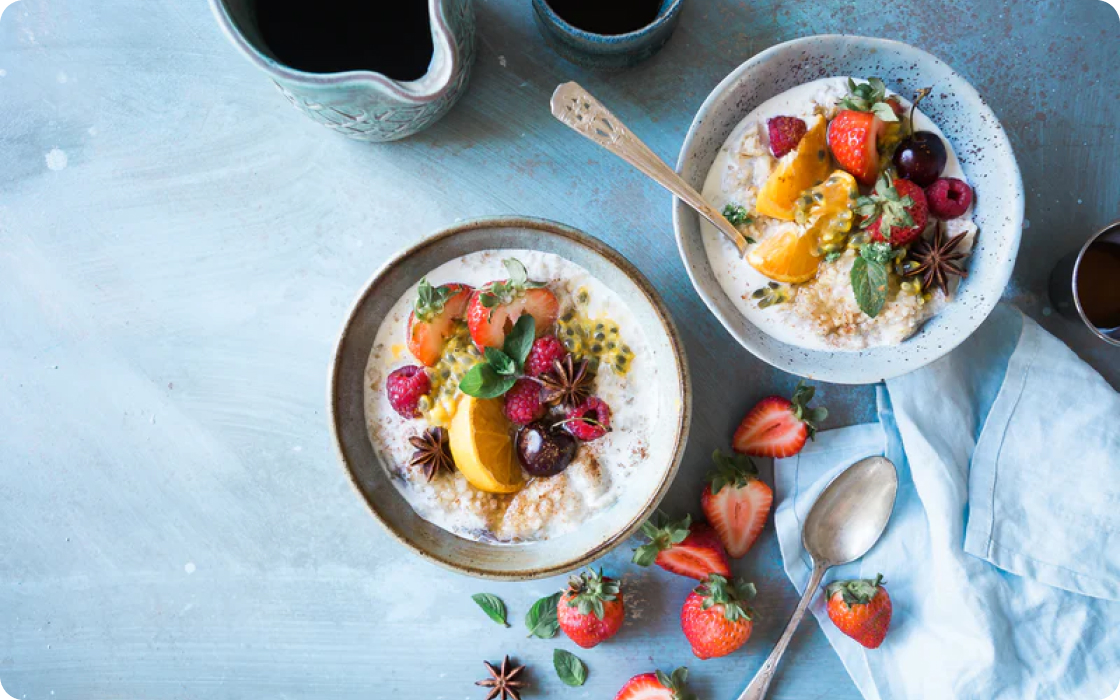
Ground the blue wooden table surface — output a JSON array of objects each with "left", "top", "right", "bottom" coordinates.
[{"left": 2, "top": 0, "right": 1117, "bottom": 698}]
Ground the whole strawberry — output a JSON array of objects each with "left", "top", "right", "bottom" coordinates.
[
  {"left": 632, "top": 513, "right": 731, "bottom": 581},
  {"left": 825, "top": 574, "right": 892, "bottom": 649},
  {"left": 614, "top": 667, "right": 696, "bottom": 700},
  {"left": 856, "top": 172, "right": 930, "bottom": 247},
  {"left": 680, "top": 574, "right": 757, "bottom": 660},
  {"left": 701, "top": 451, "right": 773, "bottom": 558},
  {"left": 733, "top": 381, "right": 828, "bottom": 458},
  {"left": 557, "top": 568, "right": 625, "bottom": 649}
]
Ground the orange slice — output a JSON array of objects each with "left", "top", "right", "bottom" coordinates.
[
  {"left": 747, "top": 224, "right": 823, "bottom": 284},
  {"left": 755, "top": 116, "right": 831, "bottom": 221},
  {"left": 448, "top": 395, "right": 523, "bottom": 494}
]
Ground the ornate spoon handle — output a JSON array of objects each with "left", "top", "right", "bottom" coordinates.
[
  {"left": 550, "top": 82, "right": 748, "bottom": 256},
  {"left": 738, "top": 560, "right": 830, "bottom": 700}
]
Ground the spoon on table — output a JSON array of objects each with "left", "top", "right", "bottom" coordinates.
[
  {"left": 549, "top": 81, "right": 749, "bottom": 256},
  {"left": 740, "top": 455, "right": 898, "bottom": 700}
]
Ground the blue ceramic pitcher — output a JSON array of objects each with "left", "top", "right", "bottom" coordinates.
[{"left": 211, "top": 0, "right": 475, "bottom": 142}]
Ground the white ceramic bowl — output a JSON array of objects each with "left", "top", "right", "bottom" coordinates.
[
  {"left": 673, "top": 36, "right": 1024, "bottom": 384},
  {"left": 329, "top": 217, "right": 690, "bottom": 580}
]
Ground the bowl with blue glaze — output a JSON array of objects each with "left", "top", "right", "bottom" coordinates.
[
  {"left": 532, "top": 0, "right": 684, "bottom": 69},
  {"left": 672, "top": 35, "right": 1024, "bottom": 384}
]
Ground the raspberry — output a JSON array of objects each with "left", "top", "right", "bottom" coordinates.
[
  {"left": 924, "top": 177, "right": 973, "bottom": 219},
  {"left": 562, "top": 396, "right": 612, "bottom": 441},
  {"left": 767, "top": 116, "right": 808, "bottom": 158},
  {"left": 503, "top": 378, "right": 546, "bottom": 425},
  {"left": 524, "top": 335, "right": 569, "bottom": 377},
  {"left": 386, "top": 365, "right": 431, "bottom": 419}
]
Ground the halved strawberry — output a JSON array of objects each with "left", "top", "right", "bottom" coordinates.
[
  {"left": 827, "top": 110, "right": 886, "bottom": 186},
  {"left": 615, "top": 668, "right": 696, "bottom": 700},
  {"left": 466, "top": 259, "right": 559, "bottom": 349},
  {"left": 732, "top": 381, "right": 828, "bottom": 458},
  {"left": 701, "top": 451, "right": 773, "bottom": 558},
  {"left": 406, "top": 280, "right": 472, "bottom": 367},
  {"left": 632, "top": 513, "right": 731, "bottom": 581}
]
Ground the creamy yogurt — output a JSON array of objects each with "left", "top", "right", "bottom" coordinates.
[
  {"left": 700, "top": 77, "right": 977, "bottom": 351},
  {"left": 363, "top": 250, "right": 658, "bottom": 543}
]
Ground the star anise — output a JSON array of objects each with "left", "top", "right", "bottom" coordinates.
[
  {"left": 905, "top": 222, "right": 970, "bottom": 296},
  {"left": 408, "top": 427, "right": 452, "bottom": 482},
  {"left": 475, "top": 655, "right": 526, "bottom": 700},
  {"left": 540, "top": 355, "right": 595, "bottom": 408}
]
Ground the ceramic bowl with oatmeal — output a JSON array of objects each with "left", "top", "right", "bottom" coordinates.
[
  {"left": 330, "top": 217, "right": 689, "bottom": 580},
  {"left": 674, "top": 36, "right": 1023, "bottom": 383}
]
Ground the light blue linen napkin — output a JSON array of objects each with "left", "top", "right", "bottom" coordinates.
[{"left": 774, "top": 304, "right": 1120, "bottom": 700}]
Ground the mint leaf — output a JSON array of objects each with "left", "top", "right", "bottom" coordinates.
[
  {"left": 526, "top": 592, "right": 562, "bottom": 639},
  {"left": 851, "top": 255, "right": 889, "bottom": 318},
  {"left": 471, "top": 593, "right": 509, "bottom": 627},
  {"left": 872, "top": 102, "right": 899, "bottom": 122},
  {"left": 502, "top": 314, "right": 536, "bottom": 369},
  {"left": 553, "top": 649, "right": 587, "bottom": 687},
  {"left": 503, "top": 258, "right": 528, "bottom": 287},
  {"left": 459, "top": 364, "right": 517, "bottom": 399},
  {"left": 485, "top": 347, "right": 516, "bottom": 376}
]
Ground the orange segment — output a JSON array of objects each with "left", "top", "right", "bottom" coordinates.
[
  {"left": 755, "top": 116, "right": 831, "bottom": 221},
  {"left": 448, "top": 395, "right": 523, "bottom": 494},
  {"left": 747, "top": 224, "right": 823, "bottom": 284}
]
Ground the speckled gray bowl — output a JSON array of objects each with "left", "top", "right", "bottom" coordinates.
[
  {"left": 673, "top": 36, "right": 1024, "bottom": 384},
  {"left": 330, "top": 217, "right": 690, "bottom": 580}
]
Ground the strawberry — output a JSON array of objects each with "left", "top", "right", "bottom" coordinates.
[
  {"left": 827, "top": 110, "right": 886, "bottom": 186},
  {"left": 701, "top": 451, "right": 773, "bottom": 558},
  {"left": 632, "top": 513, "right": 731, "bottom": 581},
  {"left": 825, "top": 574, "right": 892, "bottom": 649},
  {"left": 767, "top": 116, "right": 808, "bottom": 158},
  {"left": 680, "top": 574, "right": 757, "bottom": 660},
  {"left": 466, "top": 259, "right": 559, "bottom": 349},
  {"left": 857, "top": 173, "right": 930, "bottom": 247},
  {"left": 732, "top": 380, "right": 828, "bottom": 459},
  {"left": 406, "top": 279, "right": 473, "bottom": 366},
  {"left": 614, "top": 667, "right": 696, "bottom": 700},
  {"left": 557, "top": 568, "right": 625, "bottom": 649}
]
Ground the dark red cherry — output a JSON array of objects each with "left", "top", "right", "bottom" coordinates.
[
  {"left": 893, "top": 131, "right": 947, "bottom": 188},
  {"left": 516, "top": 421, "right": 577, "bottom": 478}
]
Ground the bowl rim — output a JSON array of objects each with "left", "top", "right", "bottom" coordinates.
[
  {"left": 530, "top": 0, "right": 684, "bottom": 43},
  {"left": 672, "top": 34, "right": 1025, "bottom": 384},
  {"left": 328, "top": 215, "right": 692, "bottom": 580}
]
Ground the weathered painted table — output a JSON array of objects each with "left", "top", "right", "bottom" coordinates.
[{"left": 2, "top": 0, "right": 1117, "bottom": 697}]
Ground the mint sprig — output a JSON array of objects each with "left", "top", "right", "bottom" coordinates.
[
  {"left": 526, "top": 592, "right": 562, "bottom": 639},
  {"left": 459, "top": 315, "right": 536, "bottom": 398},
  {"left": 470, "top": 593, "right": 510, "bottom": 627},
  {"left": 851, "top": 242, "right": 894, "bottom": 318}
]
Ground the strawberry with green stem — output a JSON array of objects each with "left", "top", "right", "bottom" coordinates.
[
  {"left": 825, "top": 574, "right": 893, "bottom": 649},
  {"left": 701, "top": 451, "right": 773, "bottom": 558},
  {"left": 680, "top": 574, "right": 757, "bottom": 660},
  {"left": 614, "top": 667, "right": 696, "bottom": 700},
  {"left": 467, "top": 258, "right": 560, "bottom": 349},
  {"left": 557, "top": 568, "right": 625, "bottom": 649},
  {"left": 632, "top": 513, "right": 731, "bottom": 581},
  {"left": 406, "top": 278, "right": 473, "bottom": 366},
  {"left": 856, "top": 171, "right": 930, "bottom": 247},
  {"left": 733, "top": 381, "right": 828, "bottom": 458}
]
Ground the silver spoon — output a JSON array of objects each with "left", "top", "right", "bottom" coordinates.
[
  {"left": 740, "top": 455, "right": 898, "bottom": 700},
  {"left": 550, "top": 81, "right": 749, "bottom": 256}
]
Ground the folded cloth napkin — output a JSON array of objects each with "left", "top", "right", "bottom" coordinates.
[{"left": 774, "top": 304, "right": 1120, "bottom": 700}]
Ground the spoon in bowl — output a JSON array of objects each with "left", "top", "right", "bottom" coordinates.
[
  {"left": 740, "top": 455, "right": 898, "bottom": 700},
  {"left": 550, "top": 81, "right": 749, "bottom": 256}
]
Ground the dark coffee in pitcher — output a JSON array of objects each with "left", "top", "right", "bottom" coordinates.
[{"left": 254, "top": 0, "right": 435, "bottom": 81}]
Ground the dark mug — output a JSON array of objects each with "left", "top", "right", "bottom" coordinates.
[{"left": 1048, "top": 219, "right": 1120, "bottom": 346}]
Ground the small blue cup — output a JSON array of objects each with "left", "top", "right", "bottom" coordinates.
[{"left": 532, "top": 0, "right": 684, "bottom": 69}]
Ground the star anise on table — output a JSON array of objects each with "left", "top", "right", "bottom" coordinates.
[
  {"left": 905, "top": 222, "right": 970, "bottom": 296},
  {"left": 540, "top": 355, "right": 595, "bottom": 408},
  {"left": 476, "top": 655, "right": 526, "bottom": 700},
  {"left": 408, "top": 427, "right": 452, "bottom": 482}
]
